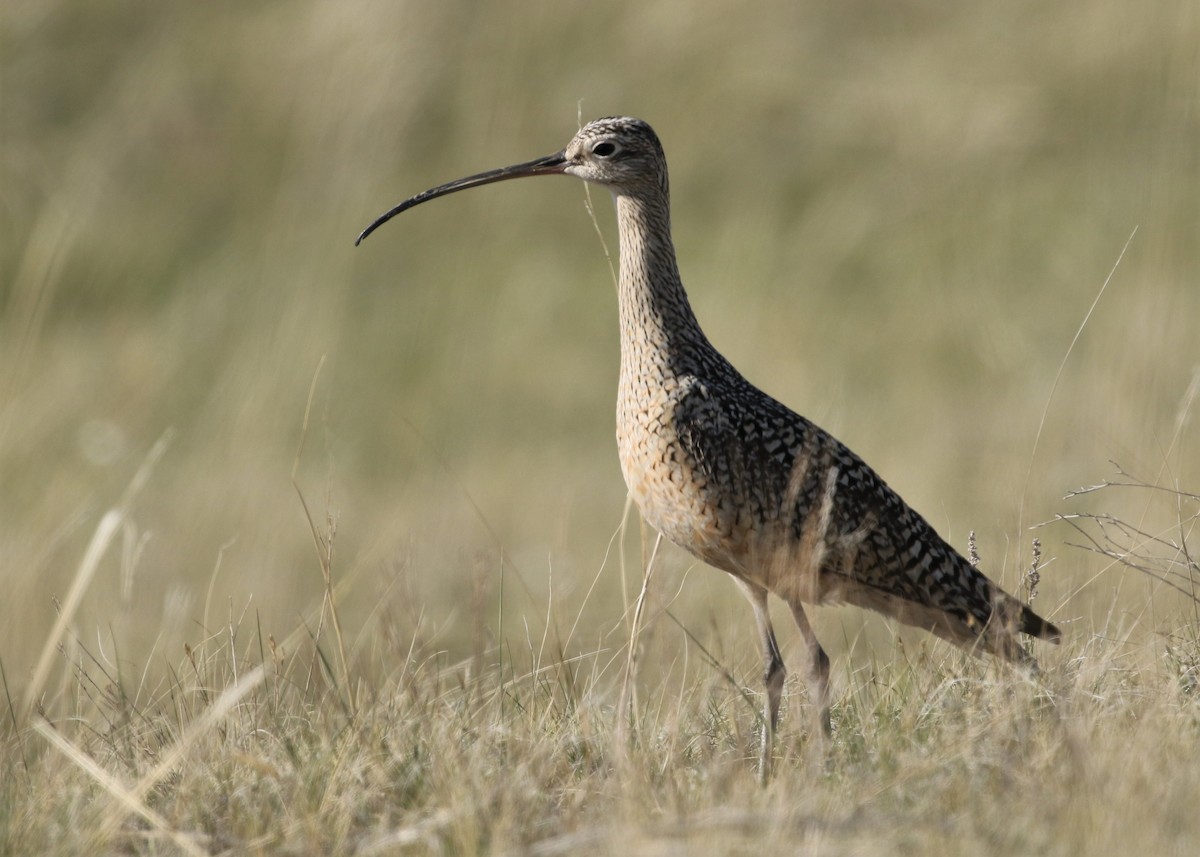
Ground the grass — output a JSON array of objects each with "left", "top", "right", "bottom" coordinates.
[
  {"left": 3, "top": 422, "right": 1198, "bottom": 855},
  {"left": 3, "top": 0, "right": 1199, "bottom": 853},
  {"left": 4, "top": 465, "right": 1198, "bottom": 854}
]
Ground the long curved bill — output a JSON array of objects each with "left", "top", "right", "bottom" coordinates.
[{"left": 355, "top": 151, "right": 568, "bottom": 245}]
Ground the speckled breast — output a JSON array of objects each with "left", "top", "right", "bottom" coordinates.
[{"left": 615, "top": 374, "right": 739, "bottom": 566}]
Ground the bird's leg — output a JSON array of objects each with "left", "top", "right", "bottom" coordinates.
[
  {"left": 787, "top": 599, "right": 831, "bottom": 738},
  {"left": 734, "top": 579, "right": 786, "bottom": 784}
]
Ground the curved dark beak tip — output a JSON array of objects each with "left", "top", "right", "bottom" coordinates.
[{"left": 355, "top": 218, "right": 387, "bottom": 246}]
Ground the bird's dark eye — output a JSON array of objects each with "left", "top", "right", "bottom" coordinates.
[{"left": 592, "top": 141, "right": 618, "bottom": 158}]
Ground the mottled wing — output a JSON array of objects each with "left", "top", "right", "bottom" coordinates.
[{"left": 677, "top": 371, "right": 1059, "bottom": 657}]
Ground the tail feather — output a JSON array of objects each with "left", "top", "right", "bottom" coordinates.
[{"left": 1020, "top": 604, "right": 1061, "bottom": 643}]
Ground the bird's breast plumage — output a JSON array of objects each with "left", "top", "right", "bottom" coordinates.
[{"left": 616, "top": 371, "right": 733, "bottom": 562}]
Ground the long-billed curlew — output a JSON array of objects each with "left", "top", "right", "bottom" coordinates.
[{"left": 357, "top": 116, "right": 1061, "bottom": 776}]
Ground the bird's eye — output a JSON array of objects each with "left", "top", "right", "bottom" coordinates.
[{"left": 592, "top": 141, "right": 618, "bottom": 158}]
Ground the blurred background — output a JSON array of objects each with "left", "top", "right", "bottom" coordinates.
[{"left": 3, "top": 0, "right": 1197, "bottom": 700}]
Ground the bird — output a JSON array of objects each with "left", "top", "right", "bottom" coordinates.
[{"left": 356, "top": 116, "right": 1061, "bottom": 778}]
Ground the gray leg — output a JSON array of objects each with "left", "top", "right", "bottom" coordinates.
[
  {"left": 734, "top": 579, "right": 785, "bottom": 783},
  {"left": 786, "top": 599, "right": 831, "bottom": 736}
]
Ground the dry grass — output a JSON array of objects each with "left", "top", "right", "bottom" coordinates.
[
  {"left": 3, "top": 0, "right": 1199, "bottom": 854},
  {"left": 4, "top": 465, "right": 1198, "bottom": 855}
]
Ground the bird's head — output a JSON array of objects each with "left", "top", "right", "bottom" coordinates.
[
  {"left": 561, "top": 116, "right": 668, "bottom": 195},
  {"left": 356, "top": 116, "right": 667, "bottom": 245}
]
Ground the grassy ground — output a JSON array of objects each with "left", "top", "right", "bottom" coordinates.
[
  {"left": 5, "top": 493, "right": 1200, "bottom": 855},
  {"left": 3, "top": 0, "right": 1199, "bottom": 853}
]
